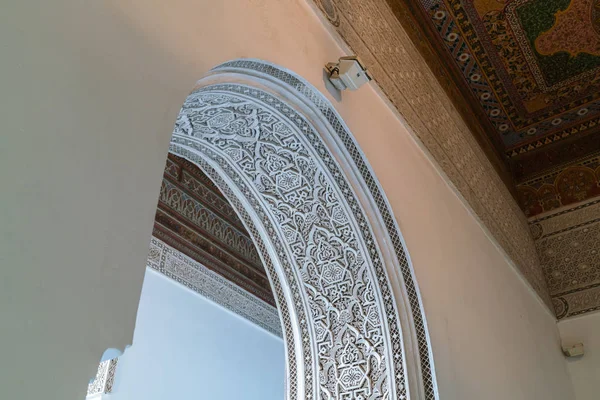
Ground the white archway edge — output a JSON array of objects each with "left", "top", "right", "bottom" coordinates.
[{"left": 169, "top": 59, "right": 437, "bottom": 400}]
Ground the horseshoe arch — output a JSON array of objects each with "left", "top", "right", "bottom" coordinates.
[{"left": 168, "top": 59, "right": 437, "bottom": 400}]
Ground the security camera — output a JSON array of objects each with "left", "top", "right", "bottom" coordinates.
[
  {"left": 562, "top": 343, "right": 584, "bottom": 358},
  {"left": 325, "top": 56, "right": 372, "bottom": 91}
]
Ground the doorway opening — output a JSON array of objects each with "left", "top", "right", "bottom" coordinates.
[{"left": 89, "top": 59, "right": 436, "bottom": 400}]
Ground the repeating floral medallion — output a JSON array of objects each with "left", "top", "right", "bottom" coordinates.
[
  {"left": 410, "top": 0, "right": 600, "bottom": 158},
  {"left": 534, "top": 0, "right": 600, "bottom": 58},
  {"left": 530, "top": 198, "right": 600, "bottom": 318},
  {"left": 516, "top": 152, "right": 600, "bottom": 217},
  {"left": 166, "top": 60, "right": 437, "bottom": 400},
  {"left": 317, "top": 0, "right": 600, "bottom": 208}
]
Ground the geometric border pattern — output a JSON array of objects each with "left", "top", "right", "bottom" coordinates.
[
  {"left": 147, "top": 236, "right": 282, "bottom": 336},
  {"left": 530, "top": 198, "right": 600, "bottom": 319},
  {"left": 421, "top": 0, "right": 600, "bottom": 152},
  {"left": 217, "top": 59, "right": 436, "bottom": 400},
  {"left": 154, "top": 153, "right": 275, "bottom": 305},
  {"left": 86, "top": 358, "right": 119, "bottom": 397},
  {"left": 167, "top": 59, "right": 437, "bottom": 400}
]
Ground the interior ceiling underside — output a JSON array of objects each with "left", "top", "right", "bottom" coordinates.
[
  {"left": 383, "top": 0, "right": 600, "bottom": 318},
  {"left": 153, "top": 153, "right": 275, "bottom": 306},
  {"left": 313, "top": 0, "right": 600, "bottom": 318},
  {"left": 388, "top": 0, "right": 600, "bottom": 218}
]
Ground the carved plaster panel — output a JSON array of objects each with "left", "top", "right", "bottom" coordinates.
[
  {"left": 165, "top": 60, "right": 437, "bottom": 400},
  {"left": 86, "top": 358, "right": 118, "bottom": 397},
  {"left": 147, "top": 237, "right": 282, "bottom": 336},
  {"left": 530, "top": 198, "right": 600, "bottom": 318}
]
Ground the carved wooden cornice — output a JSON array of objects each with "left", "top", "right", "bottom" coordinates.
[{"left": 312, "top": 0, "right": 551, "bottom": 307}]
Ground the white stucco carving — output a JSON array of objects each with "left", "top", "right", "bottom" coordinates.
[
  {"left": 87, "top": 358, "right": 118, "bottom": 397},
  {"left": 168, "top": 59, "right": 437, "bottom": 400},
  {"left": 147, "top": 237, "right": 282, "bottom": 336}
]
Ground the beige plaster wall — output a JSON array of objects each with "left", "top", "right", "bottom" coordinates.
[
  {"left": 0, "top": 0, "right": 574, "bottom": 399},
  {"left": 558, "top": 312, "right": 600, "bottom": 400}
]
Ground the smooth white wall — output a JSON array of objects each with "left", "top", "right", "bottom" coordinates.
[
  {"left": 0, "top": 0, "right": 575, "bottom": 399},
  {"left": 111, "top": 268, "right": 284, "bottom": 400},
  {"left": 558, "top": 312, "right": 600, "bottom": 400}
]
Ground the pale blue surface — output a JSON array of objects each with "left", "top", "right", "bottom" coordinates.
[{"left": 111, "top": 268, "right": 285, "bottom": 400}]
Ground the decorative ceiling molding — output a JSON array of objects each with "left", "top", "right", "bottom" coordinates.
[
  {"left": 312, "top": 0, "right": 550, "bottom": 307},
  {"left": 517, "top": 153, "right": 600, "bottom": 218},
  {"left": 147, "top": 237, "right": 282, "bottom": 336},
  {"left": 378, "top": 0, "right": 600, "bottom": 169},
  {"left": 86, "top": 235, "right": 282, "bottom": 400},
  {"left": 167, "top": 59, "right": 437, "bottom": 400},
  {"left": 512, "top": 138, "right": 600, "bottom": 183},
  {"left": 154, "top": 153, "right": 275, "bottom": 305},
  {"left": 530, "top": 198, "right": 600, "bottom": 319}
]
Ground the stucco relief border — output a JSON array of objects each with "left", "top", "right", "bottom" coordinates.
[
  {"left": 531, "top": 199, "right": 600, "bottom": 318},
  {"left": 165, "top": 59, "right": 438, "bottom": 400},
  {"left": 215, "top": 58, "right": 437, "bottom": 399},
  {"left": 86, "top": 358, "right": 119, "bottom": 397},
  {"left": 147, "top": 236, "right": 283, "bottom": 336}
]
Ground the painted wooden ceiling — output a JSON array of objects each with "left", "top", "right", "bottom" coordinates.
[
  {"left": 392, "top": 0, "right": 600, "bottom": 216},
  {"left": 314, "top": 0, "right": 600, "bottom": 317},
  {"left": 152, "top": 153, "right": 275, "bottom": 305}
]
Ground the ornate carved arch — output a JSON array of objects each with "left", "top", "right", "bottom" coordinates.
[{"left": 168, "top": 59, "right": 436, "bottom": 400}]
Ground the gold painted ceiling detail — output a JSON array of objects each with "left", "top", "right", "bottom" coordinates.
[
  {"left": 392, "top": 0, "right": 600, "bottom": 212},
  {"left": 313, "top": 0, "right": 600, "bottom": 317},
  {"left": 417, "top": 0, "right": 600, "bottom": 155},
  {"left": 314, "top": 0, "right": 551, "bottom": 307}
]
